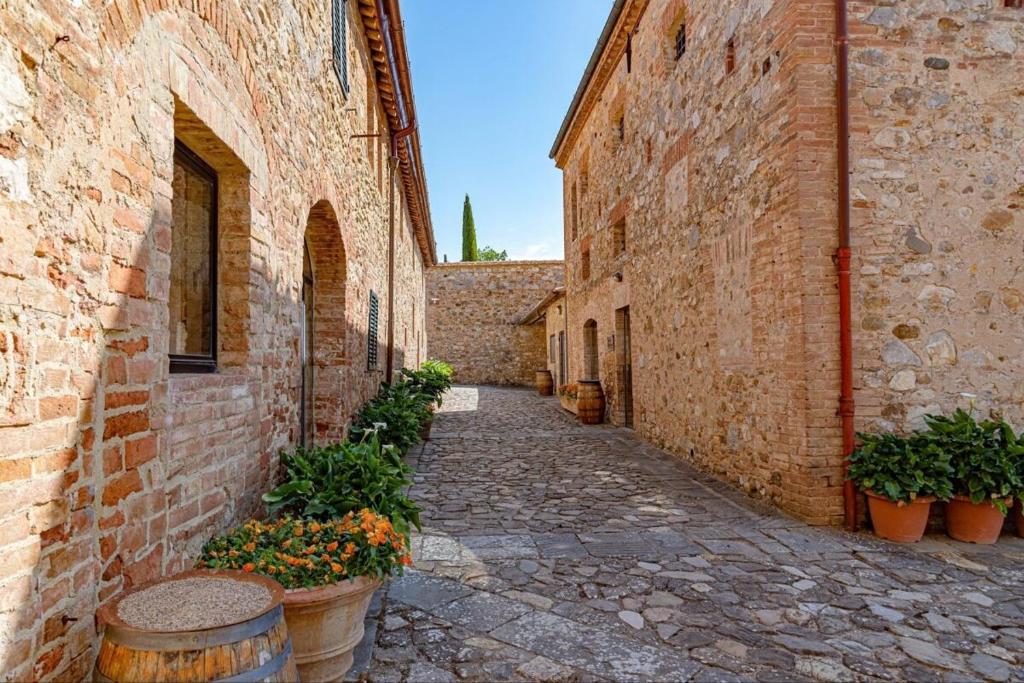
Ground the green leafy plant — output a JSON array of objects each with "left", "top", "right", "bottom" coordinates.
[
  {"left": 198, "top": 512, "right": 412, "bottom": 589},
  {"left": 557, "top": 383, "right": 578, "bottom": 400},
  {"left": 922, "top": 409, "right": 1024, "bottom": 514},
  {"left": 399, "top": 360, "right": 453, "bottom": 406},
  {"left": 847, "top": 431, "right": 953, "bottom": 504},
  {"left": 349, "top": 382, "right": 432, "bottom": 454},
  {"left": 262, "top": 433, "right": 421, "bottom": 534}
]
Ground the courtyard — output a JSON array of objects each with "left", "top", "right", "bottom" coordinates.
[{"left": 357, "top": 386, "right": 1024, "bottom": 682}]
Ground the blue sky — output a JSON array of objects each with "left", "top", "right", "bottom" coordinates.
[{"left": 403, "top": 1, "right": 609, "bottom": 262}]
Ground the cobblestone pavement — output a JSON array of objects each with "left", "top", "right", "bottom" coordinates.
[{"left": 360, "top": 386, "right": 1024, "bottom": 682}]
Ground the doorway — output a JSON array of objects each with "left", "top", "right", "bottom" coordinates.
[
  {"left": 615, "top": 306, "right": 634, "bottom": 428},
  {"left": 300, "top": 242, "right": 314, "bottom": 448},
  {"left": 558, "top": 330, "right": 567, "bottom": 387}
]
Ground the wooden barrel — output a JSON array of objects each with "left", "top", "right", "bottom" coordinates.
[
  {"left": 577, "top": 380, "right": 605, "bottom": 424},
  {"left": 95, "top": 570, "right": 298, "bottom": 683},
  {"left": 535, "top": 370, "right": 554, "bottom": 396}
]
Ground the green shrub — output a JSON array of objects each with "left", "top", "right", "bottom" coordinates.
[
  {"left": 847, "top": 431, "right": 953, "bottom": 504},
  {"left": 349, "top": 382, "right": 432, "bottom": 454},
  {"left": 262, "top": 433, "right": 421, "bottom": 534},
  {"left": 921, "top": 409, "right": 1023, "bottom": 514},
  {"left": 399, "top": 360, "right": 453, "bottom": 406}
]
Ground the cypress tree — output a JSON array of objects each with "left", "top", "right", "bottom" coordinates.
[{"left": 461, "top": 194, "right": 478, "bottom": 262}]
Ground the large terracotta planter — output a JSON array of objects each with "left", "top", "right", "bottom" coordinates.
[
  {"left": 559, "top": 394, "right": 578, "bottom": 415},
  {"left": 535, "top": 370, "right": 554, "bottom": 396},
  {"left": 1013, "top": 500, "right": 1024, "bottom": 538},
  {"left": 577, "top": 380, "right": 605, "bottom": 425},
  {"left": 864, "top": 491, "right": 933, "bottom": 543},
  {"left": 946, "top": 495, "right": 1010, "bottom": 545},
  {"left": 283, "top": 576, "right": 381, "bottom": 682}
]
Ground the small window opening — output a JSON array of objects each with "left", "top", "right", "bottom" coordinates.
[
  {"left": 674, "top": 22, "right": 687, "bottom": 60},
  {"left": 570, "top": 182, "right": 579, "bottom": 240},
  {"left": 762, "top": 57, "right": 771, "bottom": 76},
  {"left": 613, "top": 218, "right": 627, "bottom": 255},
  {"left": 726, "top": 38, "right": 736, "bottom": 75},
  {"left": 367, "top": 290, "right": 380, "bottom": 370},
  {"left": 332, "top": 0, "right": 350, "bottom": 94},
  {"left": 581, "top": 248, "right": 591, "bottom": 281}
]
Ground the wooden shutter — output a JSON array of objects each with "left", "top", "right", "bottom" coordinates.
[
  {"left": 367, "top": 290, "right": 379, "bottom": 370},
  {"left": 332, "top": 0, "right": 350, "bottom": 94}
]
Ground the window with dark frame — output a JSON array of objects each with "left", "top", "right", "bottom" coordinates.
[
  {"left": 674, "top": 22, "right": 687, "bottom": 60},
  {"left": 726, "top": 37, "right": 736, "bottom": 75},
  {"left": 332, "top": 0, "right": 350, "bottom": 95},
  {"left": 169, "top": 141, "right": 218, "bottom": 374},
  {"left": 367, "top": 290, "right": 380, "bottom": 370}
]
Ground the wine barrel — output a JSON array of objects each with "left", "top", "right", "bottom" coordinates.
[
  {"left": 535, "top": 370, "right": 554, "bottom": 396},
  {"left": 577, "top": 380, "right": 605, "bottom": 425},
  {"left": 94, "top": 570, "right": 298, "bottom": 683}
]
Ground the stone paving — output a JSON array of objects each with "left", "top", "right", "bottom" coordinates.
[{"left": 359, "top": 386, "right": 1024, "bottom": 682}]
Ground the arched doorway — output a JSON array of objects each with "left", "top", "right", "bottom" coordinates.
[
  {"left": 300, "top": 241, "right": 315, "bottom": 447},
  {"left": 583, "top": 319, "right": 599, "bottom": 380},
  {"left": 302, "top": 201, "right": 348, "bottom": 444}
]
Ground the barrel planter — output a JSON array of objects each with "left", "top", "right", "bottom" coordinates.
[
  {"left": 535, "top": 370, "right": 554, "bottom": 396},
  {"left": 95, "top": 570, "right": 297, "bottom": 683},
  {"left": 283, "top": 575, "right": 382, "bottom": 682},
  {"left": 577, "top": 380, "right": 605, "bottom": 425}
]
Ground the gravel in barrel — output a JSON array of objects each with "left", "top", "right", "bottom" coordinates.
[{"left": 117, "top": 577, "right": 272, "bottom": 631}]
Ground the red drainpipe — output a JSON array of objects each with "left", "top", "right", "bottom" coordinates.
[{"left": 835, "top": 0, "right": 856, "bottom": 532}]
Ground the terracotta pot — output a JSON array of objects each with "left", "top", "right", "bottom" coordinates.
[
  {"left": 535, "top": 370, "right": 554, "bottom": 396},
  {"left": 1013, "top": 500, "right": 1024, "bottom": 538},
  {"left": 945, "top": 495, "right": 1010, "bottom": 545},
  {"left": 577, "top": 380, "right": 605, "bottom": 425},
  {"left": 864, "top": 491, "right": 933, "bottom": 543},
  {"left": 282, "top": 576, "right": 381, "bottom": 682}
]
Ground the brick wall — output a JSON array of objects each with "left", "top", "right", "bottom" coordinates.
[
  {"left": 426, "top": 262, "right": 565, "bottom": 386},
  {"left": 552, "top": 0, "right": 1022, "bottom": 526},
  {"left": 0, "top": 2, "right": 430, "bottom": 679}
]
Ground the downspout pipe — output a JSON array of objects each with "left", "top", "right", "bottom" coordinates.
[{"left": 835, "top": 0, "right": 857, "bottom": 532}]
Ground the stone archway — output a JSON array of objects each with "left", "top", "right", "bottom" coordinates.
[{"left": 303, "top": 200, "right": 348, "bottom": 443}]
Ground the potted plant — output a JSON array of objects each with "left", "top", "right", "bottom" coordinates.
[
  {"left": 558, "top": 383, "right": 578, "bottom": 414},
  {"left": 199, "top": 512, "right": 411, "bottom": 681},
  {"left": 847, "top": 431, "right": 952, "bottom": 542},
  {"left": 924, "top": 409, "right": 1023, "bottom": 544}
]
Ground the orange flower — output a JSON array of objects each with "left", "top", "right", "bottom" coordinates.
[
  {"left": 304, "top": 546, "right": 317, "bottom": 555},
  {"left": 267, "top": 566, "right": 277, "bottom": 574},
  {"left": 344, "top": 542, "right": 356, "bottom": 555},
  {"left": 243, "top": 542, "right": 256, "bottom": 552},
  {"left": 282, "top": 539, "right": 293, "bottom": 549},
  {"left": 242, "top": 563, "right": 256, "bottom": 573},
  {"left": 400, "top": 555, "right": 413, "bottom": 566},
  {"left": 330, "top": 562, "right": 343, "bottom": 573},
  {"left": 325, "top": 541, "right": 339, "bottom": 552},
  {"left": 293, "top": 525, "right": 304, "bottom": 537},
  {"left": 309, "top": 522, "right": 321, "bottom": 534}
]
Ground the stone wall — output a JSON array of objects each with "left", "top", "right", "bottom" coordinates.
[
  {"left": 552, "top": 0, "right": 1022, "bottom": 525},
  {"left": 0, "top": 2, "right": 430, "bottom": 680},
  {"left": 426, "top": 262, "right": 564, "bottom": 386}
]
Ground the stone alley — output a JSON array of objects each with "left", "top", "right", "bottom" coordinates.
[{"left": 359, "top": 387, "right": 1024, "bottom": 682}]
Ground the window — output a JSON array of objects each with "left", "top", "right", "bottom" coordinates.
[
  {"left": 581, "top": 248, "right": 591, "bottom": 281},
  {"left": 570, "top": 183, "right": 579, "bottom": 240},
  {"left": 613, "top": 218, "right": 626, "bottom": 255},
  {"left": 549, "top": 334, "right": 556, "bottom": 364},
  {"left": 332, "top": 0, "right": 349, "bottom": 94},
  {"left": 726, "top": 38, "right": 736, "bottom": 75},
  {"left": 169, "top": 141, "right": 218, "bottom": 373},
  {"left": 367, "top": 290, "right": 380, "bottom": 370},
  {"left": 674, "top": 21, "right": 687, "bottom": 60}
]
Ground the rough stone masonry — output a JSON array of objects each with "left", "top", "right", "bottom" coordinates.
[
  {"left": 551, "top": 0, "right": 1023, "bottom": 526},
  {"left": 0, "top": 1, "right": 433, "bottom": 679}
]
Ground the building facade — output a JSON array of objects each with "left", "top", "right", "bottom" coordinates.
[
  {"left": 551, "top": 0, "right": 1023, "bottom": 525},
  {"left": 426, "top": 262, "right": 564, "bottom": 387},
  {"left": 0, "top": 0, "right": 433, "bottom": 679}
]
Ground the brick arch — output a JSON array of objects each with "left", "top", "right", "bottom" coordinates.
[
  {"left": 100, "top": 0, "right": 264, "bottom": 122},
  {"left": 304, "top": 200, "right": 349, "bottom": 442}
]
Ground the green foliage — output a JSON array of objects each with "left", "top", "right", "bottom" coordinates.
[
  {"left": 399, "top": 360, "right": 454, "bottom": 407},
  {"left": 198, "top": 514, "right": 412, "bottom": 588},
  {"left": 847, "top": 431, "right": 953, "bottom": 504},
  {"left": 262, "top": 433, "right": 421, "bottom": 534},
  {"left": 922, "top": 409, "right": 1023, "bottom": 514},
  {"left": 350, "top": 382, "right": 432, "bottom": 455},
  {"left": 478, "top": 246, "right": 509, "bottom": 262},
  {"left": 461, "top": 194, "right": 478, "bottom": 262}
]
